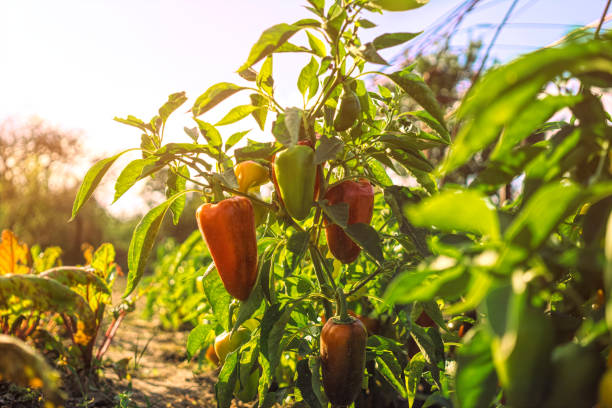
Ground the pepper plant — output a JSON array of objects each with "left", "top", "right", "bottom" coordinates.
[{"left": 71, "top": 0, "right": 612, "bottom": 407}]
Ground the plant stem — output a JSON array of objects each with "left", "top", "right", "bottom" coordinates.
[
  {"left": 347, "top": 266, "right": 383, "bottom": 297},
  {"left": 596, "top": 0, "right": 612, "bottom": 38}
]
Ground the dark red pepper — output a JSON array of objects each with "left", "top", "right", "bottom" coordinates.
[{"left": 324, "top": 179, "right": 374, "bottom": 264}]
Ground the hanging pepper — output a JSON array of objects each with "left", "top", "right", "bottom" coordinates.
[
  {"left": 324, "top": 179, "right": 374, "bottom": 263},
  {"left": 273, "top": 145, "right": 316, "bottom": 220},
  {"left": 271, "top": 140, "right": 321, "bottom": 208},
  {"left": 320, "top": 315, "right": 367, "bottom": 406},
  {"left": 234, "top": 160, "right": 269, "bottom": 193},
  {"left": 333, "top": 84, "right": 361, "bottom": 132},
  {"left": 196, "top": 196, "right": 258, "bottom": 300}
]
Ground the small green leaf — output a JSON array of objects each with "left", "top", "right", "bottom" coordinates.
[
  {"left": 371, "top": 0, "right": 429, "bottom": 11},
  {"left": 159, "top": 91, "right": 187, "bottom": 123},
  {"left": 357, "top": 19, "right": 377, "bottom": 28},
  {"left": 216, "top": 350, "right": 239, "bottom": 408},
  {"left": 114, "top": 115, "right": 149, "bottom": 132},
  {"left": 314, "top": 136, "right": 343, "bottom": 164},
  {"left": 298, "top": 57, "right": 320, "bottom": 99},
  {"left": 257, "top": 56, "right": 274, "bottom": 95},
  {"left": 373, "top": 32, "right": 421, "bottom": 50},
  {"left": 349, "top": 43, "right": 389, "bottom": 65},
  {"left": 215, "top": 105, "right": 259, "bottom": 126},
  {"left": 238, "top": 23, "right": 301, "bottom": 72},
  {"left": 202, "top": 266, "right": 232, "bottom": 330},
  {"left": 345, "top": 223, "right": 384, "bottom": 263},
  {"left": 184, "top": 126, "right": 199, "bottom": 142},
  {"left": 124, "top": 191, "right": 187, "bottom": 297},
  {"left": 287, "top": 230, "right": 310, "bottom": 257},
  {"left": 306, "top": 31, "right": 326, "bottom": 58},
  {"left": 319, "top": 201, "right": 349, "bottom": 228},
  {"left": 186, "top": 323, "right": 215, "bottom": 358},
  {"left": 235, "top": 141, "right": 279, "bottom": 162},
  {"left": 166, "top": 165, "right": 189, "bottom": 225},
  {"left": 192, "top": 82, "right": 245, "bottom": 117},
  {"left": 225, "top": 130, "right": 250, "bottom": 152},
  {"left": 405, "top": 189, "right": 500, "bottom": 240},
  {"left": 250, "top": 93, "right": 269, "bottom": 131},
  {"left": 71, "top": 150, "right": 132, "bottom": 220}
]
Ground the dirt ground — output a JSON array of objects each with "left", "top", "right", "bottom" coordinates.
[{"left": 1, "top": 277, "right": 253, "bottom": 408}]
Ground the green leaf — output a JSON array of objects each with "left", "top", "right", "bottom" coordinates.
[
  {"left": 235, "top": 141, "right": 279, "bottom": 162},
  {"left": 257, "top": 56, "right": 274, "bottom": 95},
  {"left": 201, "top": 266, "right": 232, "bottom": 330},
  {"left": 186, "top": 323, "right": 215, "bottom": 358},
  {"left": 491, "top": 95, "right": 582, "bottom": 160},
  {"left": 314, "top": 135, "right": 343, "bottom": 164},
  {"left": 194, "top": 119, "right": 222, "bottom": 148},
  {"left": 406, "top": 353, "right": 426, "bottom": 407},
  {"left": 250, "top": 93, "right": 269, "bottom": 131},
  {"left": 373, "top": 32, "right": 421, "bottom": 50},
  {"left": 357, "top": 18, "right": 377, "bottom": 28},
  {"left": 238, "top": 23, "right": 301, "bottom": 72},
  {"left": 216, "top": 350, "right": 239, "bottom": 408},
  {"left": 215, "top": 105, "right": 259, "bottom": 126},
  {"left": 306, "top": 31, "right": 326, "bottom": 57},
  {"left": 287, "top": 230, "right": 310, "bottom": 257},
  {"left": 159, "top": 91, "right": 187, "bottom": 123},
  {"left": 166, "top": 165, "right": 189, "bottom": 225},
  {"left": 114, "top": 115, "right": 149, "bottom": 132},
  {"left": 388, "top": 70, "right": 446, "bottom": 128},
  {"left": 371, "top": 0, "right": 429, "bottom": 11},
  {"left": 319, "top": 200, "right": 349, "bottom": 228},
  {"left": 345, "top": 223, "right": 384, "bottom": 263},
  {"left": 124, "top": 192, "right": 187, "bottom": 297},
  {"left": 349, "top": 43, "right": 389, "bottom": 65},
  {"left": 192, "top": 82, "right": 245, "bottom": 117},
  {"left": 307, "top": 0, "right": 324, "bottom": 13},
  {"left": 297, "top": 359, "right": 323, "bottom": 408},
  {"left": 113, "top": 157, "right": 157, "bottom": 203},
  {"left": 402, "top": 110, "right": 450, "bottom": 142},
  {"left": 71, "top": 150, "right": 131, "bottom": 220},
  {"left": 405, "top": 189, "right": 500, "bottom": 240},
  {"left": 367, "top": 157, "right": 393, "bottom": 187},
  {"left": 441, "top": 38, "right": 612, "bottom": 174},
  {"left": 40, "top": 267, "right": 110, "bottom": 296},
  {"left": 260, "top": 304, "right": 292, "bottom": 376},
  {"left": 376, "top": 351, "right": 407, "bottom": 397},
  {"left": 298, "top": 57, "right": 319, "bottom": 99},
  {"left": 504, "top": 180, "right": 582, "bottom": 252},
  {"left": 225, "top": 130, "right": 250, "bottom": 152},
  {"left": 0, "top": 275, "right": 95, "bottom": 336},
  {"left": 384, "top": 265, "right": 467, "bottom": 305}
]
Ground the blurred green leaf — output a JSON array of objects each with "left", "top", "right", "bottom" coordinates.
[{"left": 405, "top": 189, "right": 500, "bottom": 240}]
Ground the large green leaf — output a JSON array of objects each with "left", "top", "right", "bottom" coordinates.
[
  {"left": 405, "top": 189, "right": 500, "bottom": 240},
  {"left": 441, "top": 38, "right": 612, "bottom": 174},
  {"left": 238, "top": 23, "right": 301, "bottom": 72},
  {"left": 0, "top": 275, "right": 95, "bottom": 335},
  {"left": 455, "top": 327, "right": 498, "bottom": 408},
  {"left": 166, "top": 165, "right": 189, "bottom": 225},
  {"left": 71, "top": 150, "right": 133, "bottom": 220},
  {"left": 373, "top": 32, "right": 421, "bottom": 50},
  {"left": 216, "top": 105, "right": 259, "bottom": 126},
  {"left": 124, "top": 192, "right": 188, "bottom": 296},
  {"left": 388, "top": 69, "right": 446, "bottom": 129},
  {"left": 192, "top": 82, "right": 245, "bottom": 117},
  {"left": 113, "top": 157, "right": 158, "bottom": 203},
  {"left": 158, "top": 91, "right": 188, "bottom": 123},
  {"left": 186, "top": 322, "right": 215, "bottom": 358},
  {"left": 40, "top": 267, "right": 110, "bottom": 296},
  {"left": 201, "top": 266, "right": 232, "bottom": 330}
]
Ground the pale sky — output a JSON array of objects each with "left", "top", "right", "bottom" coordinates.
[{"left": 1, "top": 0, "right": 608, "bottom": 216}]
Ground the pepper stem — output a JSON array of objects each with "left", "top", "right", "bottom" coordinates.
[{"left": 335, "top": 287, "right": 350, "bottom": 322}]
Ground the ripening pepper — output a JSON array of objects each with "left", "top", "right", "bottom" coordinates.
[
  {"left": 334, "top": 84, "right": 361, "bottom": 132},
  {"left": 320, "top": 315, "right": 367, "bottom": 406},
  {"left": 324, "top": 179, "right": 374, "bottom": 263},
  {"left": 234, "top": 160, "right": 269, "bottom": 193},
  {"left": 196, "top": 197, "right": 258, "bottom": 301},
  {"left": 214, "top": 327, "right": 250, "bottom": 364},
  {"left": 271, "top": 140, "right": 320, "bottom": 208},
  {"left": 273, "top": 145, "right": 316, "bottom": 220}
]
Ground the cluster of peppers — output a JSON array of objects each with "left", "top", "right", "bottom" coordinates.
[{"left": 195, "top": 131, "right": 374, "bottom": 405}]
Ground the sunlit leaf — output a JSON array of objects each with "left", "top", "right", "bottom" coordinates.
[
  {"left": 192, "top": 82, "right": 245, "bottom": 117},
  {"left": 0, "top": 230, "right": 30, "bottom": 275},
  {"left": 373, "top": 32, "right": 421, "bottom": 50},
  {"left": 158, "top": 91, "right": 187, "bottom": 123},
  {"left": 238, "top": 23, "right": 301, "bottom": 72}
]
